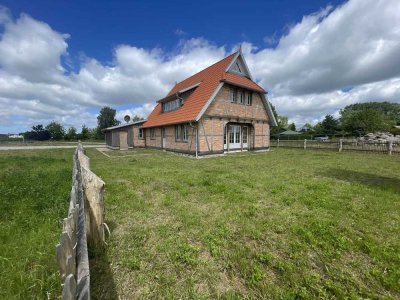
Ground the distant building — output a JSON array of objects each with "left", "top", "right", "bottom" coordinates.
[{"left": 8, "top": 134, "right": 24, "bottom": 139}]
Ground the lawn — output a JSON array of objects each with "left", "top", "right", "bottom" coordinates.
[
  {"left": 86, "top": 148, "right": 400, "bottom": 299},
  {"left": 0, "top": 148, "right": 399, "bottom": 299},
  {"left": 0, "top": 149, "right": 74, "bottom": 299}
]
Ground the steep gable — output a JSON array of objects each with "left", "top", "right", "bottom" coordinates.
[
  {"left": 226, "top": 54, "right": 252, "bottom": 79},
  {"left": 143, "top": 53, "right": 237, "bottom": 128},
  {"left": 143, "top": 50, "right": 277, "bottom": 128}
]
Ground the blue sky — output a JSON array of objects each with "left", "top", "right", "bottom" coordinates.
[
  {"left": 3, "top": 0, "right": 343, "bottom": 61},
  {"left": 0, "top": 0, "right": 400, "bottom": 133}
]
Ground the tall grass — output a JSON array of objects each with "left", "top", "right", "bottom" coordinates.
[{"left": 0, "top": 149, "right": 73, "bottom": 299}]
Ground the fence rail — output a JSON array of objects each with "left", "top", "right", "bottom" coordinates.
[
  {"left": 271, "top": 139, "right": 399, "bottom": 155},
  {"left": 55, "top": 143, "right": 106, "bottom": 300}
]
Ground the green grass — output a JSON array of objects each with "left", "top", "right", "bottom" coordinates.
[
  {"left": 1, "top": 148, "right": 399, "bottom": 299},
  {"left": 86, "top": 148, "right": 400, "bottom": 299},
  {"left": 0, "top": 149, "right": 74, "bottom": 299}
]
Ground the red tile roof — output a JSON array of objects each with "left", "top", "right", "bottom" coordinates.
[{"left": 143, "top": 51, "right": 265, "bottom": 128}]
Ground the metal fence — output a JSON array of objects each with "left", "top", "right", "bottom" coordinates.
[
  {"left": 270, "top": 139, "right": 399, "bottom": 155},
  {"left": 55, "top": 144, "right": 106, "bottom": 300}
]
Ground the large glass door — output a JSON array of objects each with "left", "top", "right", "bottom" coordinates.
[{"left": 229, "top": 125, "right": 241, "bottom": 149}]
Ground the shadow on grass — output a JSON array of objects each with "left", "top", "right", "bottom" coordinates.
[
  {"left": 89, "top": 221, "right": 119, "bottom": 299},
  {"left": 320, "top": 168, "right": 400, "bottom": 194}
]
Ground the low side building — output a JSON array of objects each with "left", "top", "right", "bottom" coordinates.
[{"left": 103, "top": 120, "right": 146, "bottom": 150}]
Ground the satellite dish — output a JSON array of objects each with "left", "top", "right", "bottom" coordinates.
[{"left": 124, "top": 115, "right": 131, "bottom": 123}]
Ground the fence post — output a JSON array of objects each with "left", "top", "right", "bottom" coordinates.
[
  {"left": 304, "top": 139, "right": 307, "bottom": 150},
  {"left": 339, "top": 139, "right": 343, "bottom": 152},
  {"left": 277, "top": 138, "right": 280, "bottom": 148},
  {"left": 388, "top": 141, "right": 393, "bottom": 155}
]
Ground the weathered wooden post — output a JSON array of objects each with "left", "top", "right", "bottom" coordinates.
[
  {"left": 388, "top": 141, "right": 393, "bottom": 155},
  {"left": 277, "top": 138, "right": 280, "bottom": 148},
  {"left": 339, "top": 139, "right": 343, "bottom": 152},
  {"left": 304, "top": 139, "right": 307, "bottom": 150},
  {"left": 81, "top": 166, "right": 106, "bottom": 247}
]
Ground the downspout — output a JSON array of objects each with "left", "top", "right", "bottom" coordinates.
[{"left": 196, "top": 124, "right": 199, "bottom": 158}]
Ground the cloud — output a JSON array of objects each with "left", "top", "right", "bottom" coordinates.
[
  {"left": 248, "top": 0, "right": 400, "bottom": 97},
  {"left": 116, "top": 103, "right": 155, "bottom": 123},
  {"left": 175, "top": 29, "right": 186, "bottom": 36},
  {"left": 1, "top": 0, "right": 400, "bottom": 133}
]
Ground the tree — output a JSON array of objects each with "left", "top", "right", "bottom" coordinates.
[
  {"left": 340, "top": 102, "right": 400, "bottom": 126},
  {"left": 46, "top": 121, "right": 65, "bottom": 140},
  {"left": 96, "top": 106, "right": 120, "bottom": 139},
  {"left": 131, "top": 115, "right": 144, "bottom": 122},
  {"left": 341, "top": 109, "right": 393, "bottom": 135},
  {"left": 270, "top": 103, "right": 290, "bottom": 135},
  {"left": 65, "top": 127, "right": 77, "bottom": 140},
  {"left": 288, "top": 123, "right": 296, "bottom": 131},
  {"left": 79, "top": 125, "right": 90, "bottom": 140},
  {"left": 320, "top": 115, "right": 339, "bottom": 135},
  {"left": 23, "top": 124, "right": 51, "bottom": 141}
]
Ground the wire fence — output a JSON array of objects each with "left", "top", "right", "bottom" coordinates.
[{"left": 270, "top": 139, "right": 399, "bottom": 155}]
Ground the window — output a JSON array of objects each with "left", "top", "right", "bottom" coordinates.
[
  {"left": 175, "top": 124, "right": 188, "bottom": 142},
  {"left": 239, "top": 91, "right": 245, "bottom": 104},
  {"left": 230, "top": 88, "right": 237, "bottom": 103},
  {"left": 138, "top": 128, "right": 144, "bottom": 139},
  {"left": 150, "top": 128, "right": 155, "bottom": 139},
  {"left": 163, "top": 98, "right": 182, "bottom": 113},
  {"left": 231, "top": 88, "right": 252, "bottom": 105},
  {"left": 246, "top": 92, "right": 252, "bottom": 106},
  {"left": 243, "top": 127, "right": 248, "bottom": 144}
]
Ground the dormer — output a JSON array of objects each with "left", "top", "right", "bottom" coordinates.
[{"left": 157, "top": 82, "right": 201, "bottom": 113}]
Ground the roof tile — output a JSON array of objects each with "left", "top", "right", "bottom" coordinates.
[{"left": 143, "top": 52, "right": 264, "bottom": 128}]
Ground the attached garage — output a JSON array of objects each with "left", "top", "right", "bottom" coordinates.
[{"left": 103, "top": 120, "right": 146, "bottom": 150}]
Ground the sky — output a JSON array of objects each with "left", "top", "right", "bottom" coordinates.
[{"left": 0, "top": 0, "right": 400, "bottom": 133}]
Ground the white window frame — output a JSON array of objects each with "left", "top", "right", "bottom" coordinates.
[
  {"left": 246, "top": 92, "right": 252, "bottom": 106},
  {"left": 150, "top": 128, "right": 155, "bottom": 140},
  {"left": 138, "top": 128, "right": 144, "bottom": 139},
  {"left": 239, "top": 91, "right": 245, "bottom": 104},
  {"left": 230, "top": 88, "right": 237, "bottom": 103},
  {"left": 175, "top": 124, "right": 188, "bottom": 142}
]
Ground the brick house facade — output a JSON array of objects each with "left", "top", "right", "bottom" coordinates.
[{"left": 103, "top": 49, "right": 277, "bottom": 155}]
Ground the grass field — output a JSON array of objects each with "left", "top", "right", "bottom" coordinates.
[
  {"left": 0, "top": 149, "right": 74, "bottom": 299},
  {"left": 87, "top": 148, "right": 400, "bottom": 299},
  {"left": 1, "top": 148, "right": 399, "bottom": 299}
]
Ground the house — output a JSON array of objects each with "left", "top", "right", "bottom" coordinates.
[{"left": 103, "top": 48, "right": 277, "bottom": 155}]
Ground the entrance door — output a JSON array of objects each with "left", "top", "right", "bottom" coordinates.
[
  {"left": 242, "top": 126, "right": 248, "bottom": 149},
  {"left": 119, "top": 131, "right": 128, "bottom": 150},
  {"left": 162, "top": 128, "right": 166, "bottom": 148},
  {"left": 229, "top": 125, "right": 241, "bottom": 149}
]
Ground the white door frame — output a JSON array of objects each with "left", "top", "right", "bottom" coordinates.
[
  {"left": 242, "top": 126, "right": 248, "bottom": 149},
  {"left": 161, "top": 127, "right": 166, "bottom": 149}
]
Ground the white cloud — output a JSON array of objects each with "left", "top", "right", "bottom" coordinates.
[
  {"left": 247, "top": 0, "right": 400, "bottom": 97},
  {"left": 1, "top": 0, "right": 400, "bottom": 133},
  {"left": 116, "top": 103, "right": 155, "bottom": 123}
]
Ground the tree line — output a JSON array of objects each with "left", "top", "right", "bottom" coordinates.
[
  {"left": 271, "top": 101, "right": 400, "bottom": 136},
  {"left": 22, "top": 107, "right": 144, "bottom": 141}
]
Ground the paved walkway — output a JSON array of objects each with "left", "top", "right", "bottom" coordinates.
[{"left": 0, "top": 144, "right": 104, "bottom": 151}]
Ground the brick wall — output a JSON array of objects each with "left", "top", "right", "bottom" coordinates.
[
  {"left": 144, "top": 125, "right": 197, "bottom": 153},
  {"left": 133, "top": 126, "right": 145, "bottom": 147},
  {"left": 205, "top": 85, "right": 269, "bottom": 121}
]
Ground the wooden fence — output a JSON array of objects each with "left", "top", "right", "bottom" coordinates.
[
  {"left": 55, "top": 143, "right": 106, "bottom": 300},
  {"left": 271, "top": 139, "right": 399, "bottom": 155}
]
